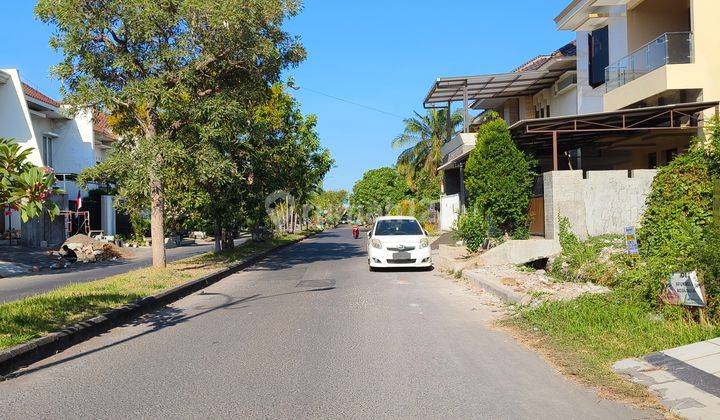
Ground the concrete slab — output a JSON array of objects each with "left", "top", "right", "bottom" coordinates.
[
  {"left": 663, "top": 341, "right": 720, "bottom": 362},
  {"left": 686, "top": 353, "right": 720, "bottom": 374},
  {"left": 615, "top": 338, "right": 720, "bottom": 419}
]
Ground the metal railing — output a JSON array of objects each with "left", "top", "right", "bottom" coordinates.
[{"left": 605, "top": 32, "right": 693, "bottom": 92}]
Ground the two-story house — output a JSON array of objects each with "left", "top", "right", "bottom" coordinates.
[
  {"left": 427, "top": 0, "right": 719, "bottom": 239},
  {"left": 426, "top": 42, "right": 578, "bottom": 231},
  {"left": 0, "top": 68, "right": 118, "bottom": 246}
]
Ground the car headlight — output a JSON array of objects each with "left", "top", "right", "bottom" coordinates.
[
  {"left": 419, "top": 238, "right": 429, "bottom": 248},
  {"left": 371, "top": 238, "right": 382, "bottom": 249}
]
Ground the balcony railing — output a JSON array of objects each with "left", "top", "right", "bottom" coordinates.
[{"left": 605, "top": 32, "right": 693, "bottom": 92}]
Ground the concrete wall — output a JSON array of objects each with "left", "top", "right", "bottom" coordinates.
[
  {"left": 20, "top": 194, "right": 69, "bottom": 247},
  {"left": 440, "top": 194, "right": 460, "bottom": 232},
  {"left": 0, "top": 69, "right": 42, "bottom": 165},
  {"left": 627, "top": 0, "right": 691, "bottom": 51},
  {"left": 543, "top": 169, "right": 657, "bottom": 239}
]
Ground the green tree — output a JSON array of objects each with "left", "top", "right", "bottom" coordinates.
[
  {"left": 37, "top": 0, "right": 305, "bottom": 267},
  {"left": 392, "top": 109, "right": 462, "bottom": 189},
  {"left": 0, "top": 138, "right": 60, "bottom": 222},
  {"left": 311, "top": 189, "right": 347, "bottom": 225},
  {"left": 350, "top": 167, "right": 407, "bottom": 217},
  {"left": 464, "top": 114, "right": 535, "bottom": 238}
]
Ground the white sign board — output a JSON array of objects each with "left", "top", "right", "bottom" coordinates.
[{"left": 664, "top": 271, "right": 705, "bottom": 307}]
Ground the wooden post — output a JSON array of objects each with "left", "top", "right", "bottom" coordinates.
[{"left": 552, "top": 131, "right": 559, "bottom": 171}]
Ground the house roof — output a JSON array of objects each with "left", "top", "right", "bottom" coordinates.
[
  {"left": 423, "top": 41, "right": 577, "bottom": 108},
  {"left": 93, "top": 111, "right": 117, "bottom": 140},
  {"left": 21, "top": 82, "right": 61, "bottom": 108},
  {"left": 555, "top": 0, "right": 585, "bottom": 23},
  {"left": 513, "top": 41, "right": 577, "bottom": 72}
]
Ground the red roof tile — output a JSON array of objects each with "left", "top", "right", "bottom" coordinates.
[
  {"left": 93, "top": 111, "right": 117, "bottom": 140},
  {"left": 21, "top": 82, "right": 61, "bottom": 108},
  {"left": 513, "top": 41, "right": 577, "bottom": 73}
]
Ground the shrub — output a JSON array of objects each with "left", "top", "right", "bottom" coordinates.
[
  {"left": 638, "top": 148, "right": 715, "bottom": 267},
  {"left": 454, "top": 205, "right": 488, "bottom": 253},
  {"left": 464, "top": 115, "right": 535, "bottom": 238}
]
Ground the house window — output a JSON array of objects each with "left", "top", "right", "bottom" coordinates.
[
  {"left": 546, "top": 105, "right": 550, "bottom": 118},
  {"left": 588, "top": 26, "right": 609, "bottom": 88},
  {"left": 648, "top": 152, "right": 657, "bottom": 169},
  {"left": 41, "top": 135, "right": 55, "bottom": 168},
  {"left": 665, "top": 149, "right": 678, "bottom": 164}
]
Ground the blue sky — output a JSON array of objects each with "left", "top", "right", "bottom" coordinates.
[{"left": 0, "top": 1, "right": 573, "bottom": 192}]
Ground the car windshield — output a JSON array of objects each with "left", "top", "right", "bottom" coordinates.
[{"left": 374, "top": 219, "right": 423, "bottom": 236}]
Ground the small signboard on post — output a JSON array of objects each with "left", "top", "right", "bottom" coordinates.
[
  {"left": 624, "top": 226, "right": 639, "bottom": 256},
  {"left": 663, "top": 271, "right": 706, "bottom": 307}
]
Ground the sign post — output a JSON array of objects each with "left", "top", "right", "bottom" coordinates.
[
  {"left": 662, "top": 271, "right": 706, "bottom": 307},
  {"left": 624, "top": 226, "right": 639, "bottom": 257}
]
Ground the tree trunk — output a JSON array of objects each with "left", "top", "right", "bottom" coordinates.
[
  {"left": 214, "top": 218, "right": 222, "bottom": 253},
  {"left": 149, "top": 166, "right": 167, "bottom": 268}
]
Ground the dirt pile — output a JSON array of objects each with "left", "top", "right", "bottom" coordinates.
[{"left": 63, "top": 235, "right": 124, "bottom": 263}]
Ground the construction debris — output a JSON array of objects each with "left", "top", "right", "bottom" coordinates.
[{"left": 62, "top": 234, "right": 124, "bottom": 263}]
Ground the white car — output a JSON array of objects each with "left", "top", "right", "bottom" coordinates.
[{"left": 367, "top": 216, "right": 432, "bottom": 270}]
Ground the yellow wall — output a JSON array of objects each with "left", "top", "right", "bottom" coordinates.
[
  {"left": 627, "top": 0, "right": 690, "bottom": 51},
  {"left": 604, "top": 0, "right": 720, "bottom": 114}
]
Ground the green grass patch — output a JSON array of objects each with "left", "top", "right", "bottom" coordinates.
[
  {"left": 0, "top": 233, "right": 306, "bottom": 350},
  {"left": 503, "top": 291, "right": 720, "bottom": 402}
]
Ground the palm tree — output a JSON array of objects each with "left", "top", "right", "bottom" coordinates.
[{"left": 392, "top": 109, "right": 463, "bottom": 189}]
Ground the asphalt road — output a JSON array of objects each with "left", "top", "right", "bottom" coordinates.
[
  {"left": 0, "top": 228, "right": 656, "bottom": 419},
  {"left": 0, "top": 238, "right": 247, "bottom": 303}
]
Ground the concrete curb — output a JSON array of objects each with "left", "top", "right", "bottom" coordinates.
[
  {"left": 0, "top": 232, "right": 316, "bottom": 377},
  {"left": 463, "top": 270, "right": 530, "bottom": 305}
]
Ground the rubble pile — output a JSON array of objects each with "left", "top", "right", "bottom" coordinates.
[{"left": 63, "top": 234, "right": 124, "bottom": 263}]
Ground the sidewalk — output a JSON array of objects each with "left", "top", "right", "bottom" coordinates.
[{"left": 614, "top": 338, "right": 720, "bottom": 418}]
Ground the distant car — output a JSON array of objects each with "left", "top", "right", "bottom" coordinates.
[
  {"left": 367, "top": 216, "right": 432, "bottom": 270},
  {"left": 340, "top": 216, "right": 349, "bottom": 224}
]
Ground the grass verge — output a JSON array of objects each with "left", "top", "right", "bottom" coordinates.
[
  {"left": 0, "top": 233, "right": 307, "bottom": 350},
  {"left": 501, "top": 291, "right": 720, "bottom": 406}
]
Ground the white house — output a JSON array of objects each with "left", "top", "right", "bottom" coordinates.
[{"left": 0, "top": 68, "right": 117, "bottom": 245}]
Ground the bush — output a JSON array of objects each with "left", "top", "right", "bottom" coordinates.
[
  {"left": 464, "top": 115, "right": 535, "bottom": 238},
  {"left": 454, "top": 205, "right": 488, "bottom": 253},
  {"left": 638, "top": 149, "right": 715, "bottom": 266}
]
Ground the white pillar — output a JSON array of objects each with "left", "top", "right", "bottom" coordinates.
[{"left": 101, "top": 195, "right": 116, "bottom": 236}]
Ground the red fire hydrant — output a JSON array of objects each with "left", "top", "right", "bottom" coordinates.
[{"left": 352, "top": 225, "right": 360, "bottom": 239}]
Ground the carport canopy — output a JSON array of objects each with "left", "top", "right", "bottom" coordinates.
[
  {"left": 508, "top": 101, "right": 720, "bottom": 170},
  {"left": 423, "top": 70, "right": 567, "bottom": 109}
]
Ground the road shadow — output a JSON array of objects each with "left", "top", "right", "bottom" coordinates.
[
  {"left": 5, "top": 287, "right": 334, "bottom": 380},
  {"left": 247, "top": 232, "right": 366, "bottom": 272}
]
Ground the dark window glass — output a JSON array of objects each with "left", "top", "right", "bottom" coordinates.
[
  {"left": 374, "top": 219, "right": 423, "bottom": 236},
  {"left": 665, "top": 149, "right": 678, "bottom": 164},
  {"left": 588, "top": 26, "right": 609, "bottom": 88},
  {"left": 546, "top": 105, "right": 551, "bottom": 118},
  {"left": 648, "top": 152, "right": 657, "bottom": 169}
]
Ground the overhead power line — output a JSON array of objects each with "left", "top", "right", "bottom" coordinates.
[{"left": 287, "top": 82, "right": 406, "bottom": 120}]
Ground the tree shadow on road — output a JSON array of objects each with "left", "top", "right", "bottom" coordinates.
[{"left": 5, "top": 287, "right": 334, "bottom": 380}]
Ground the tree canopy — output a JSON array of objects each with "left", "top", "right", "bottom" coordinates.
[
  {"left": 37, "top": 0, "right": 307, "bottom": 266},
  {"left": 350, "top": 167, "right": 407, "bottom": 217}
]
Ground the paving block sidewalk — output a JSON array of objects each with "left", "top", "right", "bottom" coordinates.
[{"left": 614, "top": 338, "right": 720, "bottom": 419}]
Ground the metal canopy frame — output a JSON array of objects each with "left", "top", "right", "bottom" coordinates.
[
  {"left": 508, "top": 101, "right": 720, "bottom": 171},
  {"left": 422, "top": 70, "right": 567, "bottom": 109}
]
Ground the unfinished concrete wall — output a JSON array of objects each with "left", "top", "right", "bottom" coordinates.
[
  {"left": 543, "top": 169, "right": 657, "bottom": 239},
  {"left": 21, "top": 194, "right": 69, "bottom": 247}
]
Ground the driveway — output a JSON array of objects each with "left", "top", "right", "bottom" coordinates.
[
  {"left": 0, "top": 237, "right": 247, "bottom": 303},
  {"left": 0, "top": 228, "right": 657, "bottom": 418}
]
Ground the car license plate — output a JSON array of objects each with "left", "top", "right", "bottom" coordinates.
[{"left": 393, "top": 252, "right": 411, "bottom": 260}]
